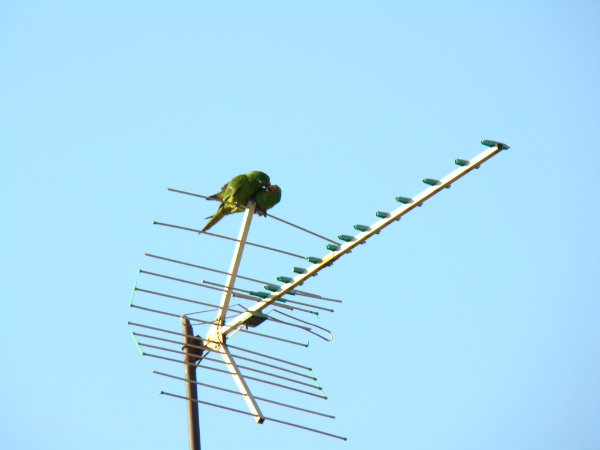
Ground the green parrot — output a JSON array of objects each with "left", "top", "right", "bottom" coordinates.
[
  {"left": 253, "top": 184, "right": 282, "bottom": 216},
  {"left": 202, "top": 171, "right": 270, "bottom": 232}
]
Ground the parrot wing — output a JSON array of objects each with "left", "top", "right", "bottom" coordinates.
[
  {"left": 201, "top": 174, "right": 252, "bottom": 231},
  {"left": 210, "top": 174, "right": 246, "bottom": 200}
]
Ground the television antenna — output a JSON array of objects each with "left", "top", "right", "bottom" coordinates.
[{"left": 129, "top": 139, "right": 509, "bottom": 448}]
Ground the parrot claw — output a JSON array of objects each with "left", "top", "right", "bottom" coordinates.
[{"left": 255, "top": 208, "right": 267, "bottom": 217}]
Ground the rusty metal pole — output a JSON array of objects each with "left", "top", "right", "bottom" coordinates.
[{"left": 181, "top": 316, "right": 201, "bottom": 450}]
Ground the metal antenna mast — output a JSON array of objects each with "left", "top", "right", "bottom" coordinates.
[{"left": 129, "top": 139, "right": 509, "bottom": 448}]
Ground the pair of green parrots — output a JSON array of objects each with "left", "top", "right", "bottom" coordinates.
[{"left": 201, "top": 171, "right": 281, "bottom": 232}]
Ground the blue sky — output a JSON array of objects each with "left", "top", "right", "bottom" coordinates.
[{"left": 1, "top": 2, "right": 599, "bottom": 449}]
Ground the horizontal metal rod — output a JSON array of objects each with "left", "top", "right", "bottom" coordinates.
[
  {"left": 131, "top": 304, "right": 216, "bottom": 324},
  {"left": 136, "top": 332, "right": 314, "bottom": 380},
  {"left": 160, "top": 391, "right": 346, "bottom": 441},
  {"left": 290, "top": 291, "right": 343, "bottom": 303},
  {"left": 130, "top": 304, "right": 308, "bottom": 346},
  {"left": 144, "top": 353, "right": 325, "bottom": 399},
  {"left": 138, "top": 277, "right": 320, "bottom": 318},
  {"left": 266, "top": 316, "right": 312, "bottom": 333},
  {"left": 138, "top": 271, "right": 296, "bottom": 312},
  {"left": 230, "top": 297, "right": 318, "bottom": 317},
  {"left": 267, "top": 316, "right": 332, "bottom": 342},
  {"left": 153, "top": 221, "right": 305, "bottom": 259},
  {"left": 224, "top": 320, "right": 311, "bottom": 346},
  {"left": 186, "top": 308, "right": 219, "bottom": 315},
  {"left": 147, "top": 342, "right": 317, "bottom": 390},
  {"left": 271, "top": 303, "right": 318, "bottom": 316},
  {"left": 139, "top": 270, "right": 258, "bottom": 302},
  {"left": 145, "top": 253, "right": 341, "bottom": 303},
  {"left": 127, "top": 321, "right": 312, "bottom": 370},
  {"left": 134, "top": 332, "right": 217, "bottom": 363},
  {"left": 168, "top": 187, "right": 249, "bottom": 209},
  {"left": 272, "top": 310, "right": 333, "bottom": 341},
  {"left": 239, "top": 327, "right": 309, "bottom": 347},
  {"left": 168, "top": 187, "right": 339, "bottom": 246},
  {"left": 278, "top": 296, "right": 333, "bottom": 314},
  {"left": 227, "top": 343, "right": 311, "bottom": 371},
  {"left": 154, "top": 371, "right": 335, "bottom": 419},
  {"left": 200, "top": 279, "right": 334, "bottom": 313},
  {"left": 265, "top": 212, "right": 339, "bottom": 245},
  {"left": 134, "top": 287, "right": 235, "bottom": 311},
  {"left": 139, "top": 342, "right": 319, "bottom": 389}
]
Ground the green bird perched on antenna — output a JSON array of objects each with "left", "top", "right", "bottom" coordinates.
[
  {"left": 253, "top": 184, "right": 281, "bottom": 216},
  {"left": 201, "top": 171, "right": 270, "bottom": 232}
]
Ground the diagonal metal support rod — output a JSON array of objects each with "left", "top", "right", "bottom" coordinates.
[
  {"left": 219, "top": 340, "right": 265, "bottom": 423},
  {"left": 196, "top": 201, "right": 266, "bottom": 424}
]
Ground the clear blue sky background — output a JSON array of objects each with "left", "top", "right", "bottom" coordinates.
[{"left": 1, "top": 2, "right": 599, "bottom": 449}]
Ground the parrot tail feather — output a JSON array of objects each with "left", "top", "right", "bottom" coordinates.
[{"left": 201, "top": 209, "right": 225, "bottom": 233}]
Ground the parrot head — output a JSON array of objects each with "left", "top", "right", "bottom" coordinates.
[{"left": 248, "top": 171, "right": 271, "bottom": 187}]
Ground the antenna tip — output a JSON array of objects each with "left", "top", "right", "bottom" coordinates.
[{"left": 481, "top": 139, "right": 510, "bottom": 150}]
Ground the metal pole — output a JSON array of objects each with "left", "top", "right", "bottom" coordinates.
[{"left": 181, "top": 316, "right": 201, "bottom": 450}]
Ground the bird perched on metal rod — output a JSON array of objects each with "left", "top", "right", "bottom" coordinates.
[{"left": 201, "top": 171, "right": 271, "bottom": 232}]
